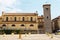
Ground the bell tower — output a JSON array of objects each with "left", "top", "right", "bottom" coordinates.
[{"left": 43, "top": 4, "right": 52, "bottom": 33}]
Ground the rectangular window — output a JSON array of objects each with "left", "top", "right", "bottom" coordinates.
[
  {"left": 6, "top": 17, "right": 8, "bottom": 21},
  {"left": 22, "top": 17, "right": 25, "bottom": 21},
  {"left": 31, "top": 17, "right": 33, "bottom": 21},
  {"left": 14, "top": 17, "right": 16, "bottom": 21},
  {"left": 46, "top": 8, "right": 48, "bottom": 10}
]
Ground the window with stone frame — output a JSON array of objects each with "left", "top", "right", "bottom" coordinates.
[
  {"left": 46, "top": 8, "right": 48, "bottom": 10},
  {"left": 6, "top": 17, "right": 8, "bottom": 21},
  {"left": 30, "top": 17, "right": 33, "bottom": 21}
]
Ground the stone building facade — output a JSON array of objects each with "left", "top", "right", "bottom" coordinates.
[
  {"left": 0, "top": 12, "right": 39, "bottom": 34},
  {"left": 43, "top": 4, "right": 52, "bottom": 33},
  {"left": 52, "top": 16, "right": 60, "bottom": 33},
  {"left": 38, "top": 15, "right": 44, "bottom": 33},
  {"left": 0, "top": 4, "right": 53, "bottom": 34}
]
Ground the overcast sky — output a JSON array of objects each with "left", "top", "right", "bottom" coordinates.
[{"left": 0, "top": 0, "right": 60, "bottom": 19}]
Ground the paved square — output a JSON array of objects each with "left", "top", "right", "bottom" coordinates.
[{"left": 0, "top": 34, "right": 60, "bottom": 40}]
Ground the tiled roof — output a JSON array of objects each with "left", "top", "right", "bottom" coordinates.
[
  {"left": 52, "top": 16, "right": 60, "bottom": 21},
  {"left": 38, "top": 16, "right": 43, "bottom": 19}
]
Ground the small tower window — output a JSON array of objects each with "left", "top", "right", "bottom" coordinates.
[
  {"left": 47, "top": 16, "right": 48, "bottom": 19},
  {"left": 46, "top": 8, "right": 48, "bottom": 10},
  {"left": 22, "top": 17, "right": 25, "bottom": 21}
]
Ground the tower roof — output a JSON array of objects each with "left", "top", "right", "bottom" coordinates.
[{"left": 43, "top": 4, "right": 51, "bottom": 6}]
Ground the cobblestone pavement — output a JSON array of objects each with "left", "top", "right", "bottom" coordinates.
[{"left": 0, "top": 34, "right": 60, "bottom": 40}]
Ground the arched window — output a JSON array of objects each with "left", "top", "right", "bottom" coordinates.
[
  {"left": 47, "top": 16, "right": 48, "bottom": 19},
  {"left": 12, "top": 24, "right": 15, "bottom": 26},
  {"left": 22, "top": 17, "right": 24, "bottom": 21},
  {"left": 14, "top": 17, "right": 16, "bottom": 21},
  {"left": 21, "top": 24, "right": 24, "bottom": 26},
  {"left": 2, "top": 24, "right": 6, "bottom": 27},
  {"left": 6, "top": 17, "right": 8, "bottom": 21},
  {"left": 30, "top": 24, "right": 34, "bottom": 26},
  {"left": 30, "top": 17, "right": 33, "bottom": 21}
]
